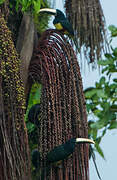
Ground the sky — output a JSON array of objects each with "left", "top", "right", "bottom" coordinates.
[
  {"left": 54, "top": 1, "right": 117, "bottom": 180},
  {"left": 87, "top": 1, "right": 117, "bottom": 180}
]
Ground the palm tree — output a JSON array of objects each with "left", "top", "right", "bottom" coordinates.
[{"left": 0, "top": 0, "right": 107, "bottom": 179}]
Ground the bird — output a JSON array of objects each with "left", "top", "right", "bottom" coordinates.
[
  {"left": 39, "top": 8, "right": 74, "bottom": 36},
  {"left": 28, "top": 103, "right": 41, "bottom": 127},
  {"left": 46, "top": 138, "right": 95, "bottom": 163},
  {"left": 31, "top": 138, "right": 94, "bottom": 179}
]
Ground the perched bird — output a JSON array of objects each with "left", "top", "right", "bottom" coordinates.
[
  {"left": 39, "top": 8, "right": 74, "bottom": 36},
  {"left": 32, "top": 138, "right": 94, "bottom": 179},
  {"left": 28, "top": 103, "right": 41, "bottom": 127},
  {"left": 46, "top": 138, "right": 95, "bottom": 163}
]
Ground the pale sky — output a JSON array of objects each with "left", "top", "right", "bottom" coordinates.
[
  {"left": 88, "top": 1, "right": 117, "bottom": 180},
  {"left": 52, "top": 1, "right": 117, "bottom": 179}
]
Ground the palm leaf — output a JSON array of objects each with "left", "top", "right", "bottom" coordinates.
[{"left": 65, "top": 0, "right": 109, "bottom": 63}]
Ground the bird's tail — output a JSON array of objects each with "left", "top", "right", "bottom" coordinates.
[
  {"left": 40, "top": 165, "right": 51, "bottom": 180},
  {"left": 90, "top": 145, "right": 102, "bottom": 180}
]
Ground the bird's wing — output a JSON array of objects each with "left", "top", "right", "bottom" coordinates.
[{"left": 46, "top": 145, "right": 66, "bottom": 163}]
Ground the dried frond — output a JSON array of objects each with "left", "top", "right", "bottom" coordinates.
[
  {"left": 0, "top": 12, "right": 31, "bottom": 179},
  {"left": 65, "top": 0, "right": 108, "bottom": 63},
  {"left": 28, "top": 29, "right": 89, "bottom": 180}
]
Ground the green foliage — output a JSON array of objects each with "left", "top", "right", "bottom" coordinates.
[
  {"left": 0, "top": 0, "right": 5, "bottom": 5},
  {"left": 108, "top": 25, "right": 117, "bottom": 37},
  {"left": 25, "top": 83, "right": 42, "bottom": 150},
  {"left": 25, "top": 83, "right": 42, "bottom": 123},
  {"left": 15, "top": 0, "right": 41, "bottom": 14},
  {"left": 14, "top": 0, "right": 49, "bottom": 15},
  {"left": 85, "top": 26, "right": 117, "bottom": 158},
  {"left": 9, "top": 0, "right": 51, "bottom": 35}
]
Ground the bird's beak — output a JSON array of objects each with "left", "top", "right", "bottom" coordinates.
[
  {"left": 39, "top": 8, "right": 56, "bottom": 15},
  {"left": 76, "top": 138, "right": 95, "bottom": 144}
]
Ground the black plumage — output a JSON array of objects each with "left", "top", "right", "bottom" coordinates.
[
  {"left": 53, "top": 9, "right": 74, "bottom": 36},
  {"left": 32, "top": 149, "right": 41, "bottom": 169},
  {"left": 46, "top": 138, "right": 94, "bottom": 163},
  {"left": 46, "top": 138, "right": 76, "bottom": 163},
  {"left": 28, "top": 103, "right": 40, "bottom": 127}
]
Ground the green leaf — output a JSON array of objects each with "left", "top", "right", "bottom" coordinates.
[
  {"left": 96, "top": 137, "right": 102, "bottom": 144},
  {"left": 110, "top": 105, "right": 117, "bottom": 112},
  {"left": 110, "top": 83, "right": 117, "bottom": 89},
  {"left": 92, "top": 129, "right": 98, "bottom": 140},
  {"left": 33, "top": 0, "right": 41, "bottom": 14},
  {"left": 26, "top": 122, "right": 35, "bottom": 133},
  {"left": 113, "top": 47, "right": 117, "bottom": 57},
  {"left": 108, "top": 25, "right": 117, "bottom": 32},
  {"left": 93, "top": 109, "right": 101, "bottom": 116},
  {"left": 98, "top": 60, "right": 108, "bottom": 66},
  {"left": 91, "top": 121, "right": 105, "bottom": 129},
  {"left": 0, "top": 0, "right": 5, "bottom": 5},
  {"left": 86, "top": 104, "right": 92, "bottom": 112},
  {"left": 109, "top": 121, "right": 117, "bottom": 129},
  {"left": 102, "top": 67, "right": 108, "bottom": 74},
  {"left": 84, "top": 87, "right": 95, "bottom": 93},
  {"left": 105, "top": 53, "right": 113, "bottom": 59},
  {"left": 98, "top": 59, "right": 113, "bottom": 66},
  {"left": 99, "top": 76, "right": 106, "bottom": 85},
  {"left": 25, "top": 82, "right": 42, "bottom": 121},
  {"left": 85, "top": 89, "right": 97, "bottom": 98},
  {"left": 102, "top": 128, "right": 107, "bottom": 137},
  {"left": 96, "top": 89, "right": 107, "bottom": 98},
  {"left": 108, "top": 25, "right": 117, "bottom": 37},
  {"left": 95, "top": 143, "right": 105, "bottom": 159},
  {"left": 113, "top": 78, "right": 117, "bottom": 83}
]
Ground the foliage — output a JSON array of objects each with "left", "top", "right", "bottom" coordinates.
[
  {"left": 85, "top": 26, "right": 117, "bottom": 158},
  {"left": 0, "top": 0, "right": 5, "bottom": 5},
  {"left": 25, "top": 83, "right": 42, "bottom": 150},
  {"left": 8, "top": 0, "right": 50, "bottom": 38},
  {"left": 15, "top": 0, "right": 44, "bottom": 14}
]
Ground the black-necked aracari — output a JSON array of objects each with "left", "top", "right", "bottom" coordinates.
[
  {"left": 39, "top": 8, "right": 74, "bottom": 36},
  {"left": 46, "top": 138, "right": 94, "bottom": 163},
  {"left": 32, "top": 138, "right": 94, "bottom": 179},
  {"left": 31, "top": 138, "right": 94, "bottom": 168}
]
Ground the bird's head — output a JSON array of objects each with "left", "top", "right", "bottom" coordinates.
[{"left": 55, "top": 9, "right": 65, "bottom": 18}]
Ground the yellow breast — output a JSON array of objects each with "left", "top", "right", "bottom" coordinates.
[{"left": 54, "top": 23, "right": 63, "bottom": 30}]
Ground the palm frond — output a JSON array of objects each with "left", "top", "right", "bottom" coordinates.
[
  {"left": 0, "top": 12, "right": 31, "bottom": 180},
  {"left": 65, "top": 0, "right": 108, "bottom": 63},
  {"left": 28, "top": 29, "right": 89, "bottom": 180}
]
